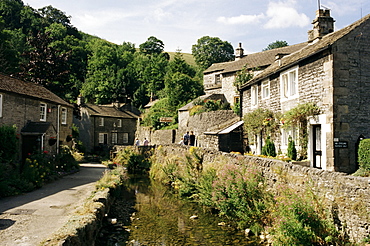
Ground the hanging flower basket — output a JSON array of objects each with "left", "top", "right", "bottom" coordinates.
[{"left": 49, "top": 137, "right": 57, "bottom": 146}]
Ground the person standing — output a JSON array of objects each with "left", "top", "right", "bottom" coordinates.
[
  {"left": 135, "top": 138, "right": 140, "bottom": 146},
  {"left": 183, "top": 131, "right": 190, "bottom": 145},
  {"left": 143, "top": 138, "right": 149, "bottom": 146},
  {"left": 189, "top": 131, "right": 195, "bottom": 146}
]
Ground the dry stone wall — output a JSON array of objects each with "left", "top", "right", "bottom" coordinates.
[{"left": 158, "top": 145, "right": 370, "bottom": 243}]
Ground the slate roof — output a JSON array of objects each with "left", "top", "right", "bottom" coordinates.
[
  {"left": 0, "top": 73, "right": 72, "bottom": 107},
  {"left": 240, "top": 13, "right": 370, "bottom": 89},
  {"left": 203, "top": 42, "right": 308, "bottom": 75},
  {"left": 21, "top": 122, "right": 51, "bottom": 134},
  {"left": 83, "top": 103, "right": 139, "bottom": 119}
]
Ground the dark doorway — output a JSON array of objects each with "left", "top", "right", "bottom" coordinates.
[{"left": 313, "top": 125, "right": 322, "bottom": 169}]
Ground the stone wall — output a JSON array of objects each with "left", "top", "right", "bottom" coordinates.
[
  {"left": 180, "top": 110, "right": 239, "bottom": 149},
  {"left": 158, "top": 145, "right": 370, "bottom": 243},
  {"left": 42, "top": 188, "right": 114, "bottom": 246},
  {"left": 136, "top": 126, "right": 177, "bottom": 145}
]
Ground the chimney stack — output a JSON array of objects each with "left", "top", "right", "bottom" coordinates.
[
  {"left": 308, "top": 9, "right": 335, "bottom": 42},
  {"left": 77, "top": 95, "right": 84, "bottom": 106},
  {"left": 235, "top": 43, "right": 244, "bottom": 60}
]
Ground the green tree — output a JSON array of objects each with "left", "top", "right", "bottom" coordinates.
[
  {"left": 192, "top": 36, "right": 234, "bottom": 70},
  {"left": 139, "top": 36, "right": 165, "bottom": 56},
  {"left": 263, "top": 40, "right": 288, "bottom": 51},
  {"left": 0, "top": 17, "right": 19, "bottom": 74},
  {"left": 18, "top": 31, "right": 70, "bottom": 97}
]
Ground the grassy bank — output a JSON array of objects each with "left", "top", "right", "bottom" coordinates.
[{"left": 146, "top": 146, "right": 351, "bottom": 246}]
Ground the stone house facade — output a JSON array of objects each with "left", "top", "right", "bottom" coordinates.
[
  {"left": 203, "top": 42, "right": 307, "bottom": 107},
  {"left": 0, "top": 73, "right": 73, "bottom": 160},
  {"left": 239, "top": 10, "right": 370, "bottom": 173},
  {"left": 74, "top": 97, "right": 139, "bottom": 153}
]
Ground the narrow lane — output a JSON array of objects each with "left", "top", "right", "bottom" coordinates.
[{"left": 0, "top": 163, "right": 106, "bottom": 246}]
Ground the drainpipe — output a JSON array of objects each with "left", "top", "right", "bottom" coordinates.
[
  {"left": 57, "top": 105, "right": 60, "bottom": 154},
  {"left": 41, "top": 133, "right": 46, "bottom": 151}
]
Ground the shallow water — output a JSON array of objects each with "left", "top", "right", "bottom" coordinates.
[{"left": 96, "top": 176, "right": 261, "bottom": 246}]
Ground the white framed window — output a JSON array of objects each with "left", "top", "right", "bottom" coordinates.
[
  {"left": 99, "top": 117, "right": 104, "bottom": 126},
  {"left": 280, "top": 66, "right": 298, "bottom": 100},
  {"left": 123, "top": 133, "right": 129, "bottom": 144},
  {"left": 98, "top": 133, "right": 108, "bottom": 144},
  {"left": 0, "top": 94, "right": 3, "bottom": 118},
  {"left": 251, "top": 85, "right": 258, "bottom": 107},
  {"left": 262, "top": 79, "right": 270, "bottom": 99},
  {"left": 40, "top": 103, "right": 47, "bottom": 121},
  {"left": 112, "top": 132, "right": 118, "bottom": 144},
  {"left": 61, "top": 107, "right": 67, "bottom": 125},
  {"left": 281, "top": 127, "right": 298, "bottom": 147},
  {"left": 117, "top": 119, "right": 122, "bottom": 127}
]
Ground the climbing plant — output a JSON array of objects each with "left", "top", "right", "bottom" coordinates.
[
  {"left": 243, "top": 108, "right": 279, "bottom": 137},
  {"left": 234, "top": 65, "right": 254, "bottom": 88},
  {"left": 282, "top": 102, "right": 320, "bottom": 159}
]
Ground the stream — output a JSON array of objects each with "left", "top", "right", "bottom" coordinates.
[{"left": 96, "top": 176, "right": 261, "bottom": 246}]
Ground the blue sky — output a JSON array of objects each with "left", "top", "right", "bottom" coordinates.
[{"left": 24, "top": 0, "right": 369, "bottom": 54}]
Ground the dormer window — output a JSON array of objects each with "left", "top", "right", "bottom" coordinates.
[{"left": 40, "top": 103, "right": 47, "bottom": 121}]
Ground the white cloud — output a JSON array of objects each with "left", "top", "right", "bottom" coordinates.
[
  {"left": 325, "top": 1, "right": 361, "bottom": 16},
  {"left": 217, "top": 13, "right": 265, "bottom": 25},
  {"left": 264, "top": 0, "right": 310, "bottom": 29}
]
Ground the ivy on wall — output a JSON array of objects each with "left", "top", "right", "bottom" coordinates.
[
  {"left": 282, "top": 102, "right": 320, "bottom": 159},
  {"left": 243, "top": 102, "right": 320, "bottom": 160}
]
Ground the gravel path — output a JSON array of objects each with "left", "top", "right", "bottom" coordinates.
[{"left": 0, "top": 163, "right": 107, "bottom": 246}]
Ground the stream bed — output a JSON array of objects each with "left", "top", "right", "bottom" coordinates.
[{"left": 96, "top": 176, "right": 261, "bottom": 246}]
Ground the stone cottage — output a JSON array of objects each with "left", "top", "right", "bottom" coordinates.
[
  {"left": 239, "top": 9, "right": 370, "bottom": 173},
  {"left": 0, "top": 73, "right": 73, "bottom": 160},
  {"left": 203, "top": 41, "right": 307, "bottom": 107},
  {"left": 74, "top": 96, "right": 139, "bottom": 153},
  {"left": 178, "top": 19, "right": 308, "bottom": 153}
]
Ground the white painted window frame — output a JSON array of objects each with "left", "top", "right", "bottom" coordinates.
[
  {"left": 99, "top": 117, "right": 104, "bottom": 126},
  {"left": 0, "top": 94, "right": 3, "bottom": 118},
  {"left": 280, "top": 66, "right": 299, "bottom": 101},
  {"left": 61, "top": 107, "right": 67, "bottom": 125},
  {"left": 40, "top": 103, "right": 47, "bottom": 121},
  {"left": 262, "top": 79, "right": 270, "bottom": 100},
  {"left": 123, "top": 133, "right": 129, "bottom": 144},
  {"left": 251, "top": 85, "right": 258, "bottom": 108}
]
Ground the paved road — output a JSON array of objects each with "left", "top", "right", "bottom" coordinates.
[{"left": 0, "top": 163, "right": 107, "bottom": 246}]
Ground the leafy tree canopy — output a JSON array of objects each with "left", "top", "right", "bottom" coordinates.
[
  {"left": 192, "top": 36, "right": 234, "bottom": 70},
  {"left": 263, "top": 40, "right": 288, "bottom": 51},
  {"left": 139, "top": 36, "right": 165, "bottom": 55}
]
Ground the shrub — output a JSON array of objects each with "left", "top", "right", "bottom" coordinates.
[
  {"left": 54, "top": 146, "right": 79, "bottom": 172},
  {"left": 0, "top": 125, "right": 18, "bottom": 162},
  {"left": 268, "top": 184, "right": 340, "bottom": 245},
  {"left": 211, "top": 164, "right": 268, "bottom": 231},
  {"left": 287, "top": 137, "right": 297, "bottom": 161},
  {"left": 113, "top": 147, "right": 151, "bottom": 174},
  {"left": 262, "top": 136, "right": 276, "bottom": 157},
  {"left": 358, "top": 139, "right": 370, "bottom": 172}
]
